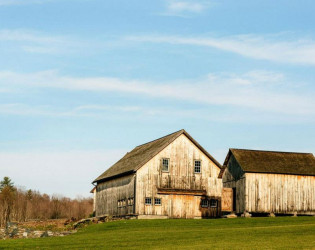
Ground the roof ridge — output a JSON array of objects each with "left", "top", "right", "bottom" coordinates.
[
  {"left": 134, "top": 129, "right": 185, "bottom": 148},
  {"left": 230, "top": 148, "right": 312, "bottom": 155},
  {"left": 93, "top": 129, "right": 222, "bottom": 183}
]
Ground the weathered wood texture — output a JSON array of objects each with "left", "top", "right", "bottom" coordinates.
[
  {"left": 136, "top": 134, "right": 222, "bottom": 218},
  {"left": 222, "top": 154, "right": 246, "bottom": 213},
  {"left": 221, "top": 188, "right": 233, "bottom": 212},
  {"left": 95, "top": 174, "right": 135, "bottom": 216},
  {"left": 222, "top": 154, "right": 315, "bottom": 215},
  {"left": 246, "top": 173, "right": 315, "bottom": 214}
]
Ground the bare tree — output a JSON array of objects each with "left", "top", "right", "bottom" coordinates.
[{"left": 0, "top": 177, "right": 93, "bottom": 226}]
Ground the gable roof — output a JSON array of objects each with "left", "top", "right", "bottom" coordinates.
[
  {"left": 93, "top": 129, "right": 221, "bottom": 183},
  {"left": 221, "top": 148, "right": 315, "bottom": 177}
]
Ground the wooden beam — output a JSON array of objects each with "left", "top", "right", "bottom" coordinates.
[{"left": 157, "top": 188, "right": 206, "bottom": 196}]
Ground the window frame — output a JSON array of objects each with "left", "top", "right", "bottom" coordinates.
[
  {"left": 161, "top": 158, "right": 170, "bottom": 172},
  {"left": 154, "top": 198, "right": 162, "bottom": 206},
  {"left": 201, "top": 199, "right": 208, "bottom": 208},
  {"left": 194, "top": 160, "right": 202, "bottom": 174},
  {"left": 128, "top": 197, "right": 134, "bottom": 206},
  {"left": 210, "top": 199, "right": 218, "bottom": 208},
  {"left": 145, "top": 197, "right": 152, "bottom": 205}
]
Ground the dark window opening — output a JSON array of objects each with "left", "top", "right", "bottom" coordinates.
[
  {"left": 194, "top": 160, "right": 201, "bottom": 173},
  {"left": 162, "top": 158, "right": 169, "bottom": 172},
  {"left": 201, "top": 199, "right": 208, "bottom": 208},
  {"left": 145, "top": 197, "right": 152, "bottom": 205},
  {"left": 154, "top": 198, "right": 162, "bottom": 205},
  {"left": 210, "top": 199, "right": 218, "bottom": 208}
]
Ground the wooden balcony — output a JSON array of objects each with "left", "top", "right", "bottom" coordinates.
[{"left": 156, "top": 174, "right": 206, "bottom": 195}]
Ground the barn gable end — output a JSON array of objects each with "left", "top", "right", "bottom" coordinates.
[
  {"left": 93, "top": 130, "right": 222, "bottom": 218},
  {"left": 136, "top": 133, "right": 222, "bottom": 218}
]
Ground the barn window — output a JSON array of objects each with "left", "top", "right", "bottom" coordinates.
[
  {"left": 118, "top": 200, "right": 121, "bottom": 208},
  {"left": 154, "top": 198, "right": 161, "bottom": 205},
  {"left": 210, "top": 199, "right": 218, "bottom": 208},
  {"left": 162, "top": 158, "right": 169, "bottom": 172},
  {"left": 201, "top": 199, "right": 208, "bottom": 207},
  {"left": 128, "top": 198, "right": 134, "bottom": 206},
  {"left": 122, "top": 199, "right": 126, "bottom": 207},
  {"left": 194, "top": 160, "right": 201, "bottom": 173},
  {"left": 145, "top": 197, "right": 152, "bottom": 205}
]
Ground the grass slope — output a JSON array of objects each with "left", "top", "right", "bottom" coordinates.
[{"left": 1, "top": 217, "right": 315, "bottom": 249}]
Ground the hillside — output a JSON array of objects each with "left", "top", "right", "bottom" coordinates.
[{"left": 0, "top": 217, "right": 315, "bottom": 249}]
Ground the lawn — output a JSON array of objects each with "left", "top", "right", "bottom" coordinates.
[{"left": 1, "top": 217, "right": 315, "bottom": 249}]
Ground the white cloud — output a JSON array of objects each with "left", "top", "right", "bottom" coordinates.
[
  {"left": 168, "top": 1, "right": 207, "bottom": 13},
  {"left": 0, "top": 29, "right": 80, "bottom": 54},
  {"left": 0, "top": 0, "right": 52, "bottom": 6},
  {"left": 163, "top": 0, "right": 212, "bottom": 17},
  {"left": 0, "top": 150, "right": 126, "bottom": 198},
  {"left": 0, "top": 70, "right": 314, "bottom": 118},
  {"left": 0, "top": 103, "right": 144, "bottom": 117},
  {"left": 127, "top": 34, "right": 315, "bottom": 66}
]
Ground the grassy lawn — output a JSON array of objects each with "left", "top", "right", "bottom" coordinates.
[{"left": 1, "top": 217, "right": 315, "bottom": 249}]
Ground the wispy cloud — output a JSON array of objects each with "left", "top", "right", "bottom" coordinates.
[
  {"left": 1, "top": 70, "right": 314, "bottom": 118},
  {"left": 127, "top": 34, "right": 315, "bottom": 65},
  {"left": 0, "top": 103, "right": 144, "bottom": 117},
  {"left": 0, "top": 29, "right": 82, "bottom": 54},
  {"left": 162, "top": 0, "right": 212, "bottom": 17},
  {"left": 0, "top": 0, "right": 52, "bottom": 6}
]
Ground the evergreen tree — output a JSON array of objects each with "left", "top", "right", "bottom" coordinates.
[
  {"left": 0, "top": 176, "right": 14, "bottom": 191},
  {"left": 0, "top": 177, "right": 15, "bottom": 228}
]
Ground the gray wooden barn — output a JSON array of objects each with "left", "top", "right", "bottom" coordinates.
[
  {"left": 92, "top": 129, "right": 223, "bottom": 219},
  {"left": 220, "top": 149, "right": 315, "bottom": 216}
]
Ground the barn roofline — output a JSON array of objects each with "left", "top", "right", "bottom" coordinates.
[
  {"left": 218, "top": 148, "right": 315, "bottom": 178},
  {"left": 93, "top": 129, "right": 222, "bottom": 184}
]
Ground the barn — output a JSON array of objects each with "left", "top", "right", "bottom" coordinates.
[
  {"left": 220, "top": 149, "right": 315, "bottom": 216},
  {"left": 92, "top": 129, "right": 223, "bottom": 219}
]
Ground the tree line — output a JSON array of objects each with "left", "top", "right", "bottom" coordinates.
[{"left": 0, "top": 177, "right": 93, "bottom": 227}]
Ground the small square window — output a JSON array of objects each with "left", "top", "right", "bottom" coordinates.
[
  {"left": 194, "top": 160, "right": 201, "bottom": 173},
  {"left": 162, "top": 158, "right": 169, "bottom": 172},
  {"left": 210, "top": 199, "right": 217, "bottom": 208},
  {"left": 201, "top": 199, "right": 208, "bottom": 208},
  {"left": 145, "top": 197, "right": 152, "bottom": 205},
  {"left": 154, "top": 198, "right": 161, "bottom": 205}
]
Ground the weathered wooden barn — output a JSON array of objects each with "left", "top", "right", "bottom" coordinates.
[
  {"left": 220, "top": 149, "right": 315, "bottom": 216},
  {"left": 92, "top": 129, "right": 223, "bottom": 218}
]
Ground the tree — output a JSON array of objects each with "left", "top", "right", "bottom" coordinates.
[
  {"left": 0, "top": 177, "right": 16, "bottom": 228},
  {"left": 0, "top": 176, "right": 14, "bottom": 191}
]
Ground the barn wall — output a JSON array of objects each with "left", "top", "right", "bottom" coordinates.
[
  {"left": 135, "top": 134, "right": 222, "bottom": 218},
  {"left": 246, "top": 173, "right": 315, "bottom": 214},
  {"left": 222, "top": 154, "right": 246, "bottom": 214},
  {"left": 95, "top": 174, "right": 135, "bottom": 216}
]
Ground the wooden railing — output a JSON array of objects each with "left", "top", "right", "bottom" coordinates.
[{"left": 156, "top": 174, "right": 206, "bottom": 191}]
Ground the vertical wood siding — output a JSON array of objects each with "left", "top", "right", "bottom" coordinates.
[
  {"left": 222, "top": 154, "right": 246, "bottom": 214},
  {"left": 136, "top": 134, "right": 222, "bottom": 218},
  {"left": 95, "top": 174, "right": 135, "bottom": 216},
  {"left": 246, "top": 173, "right": 315, "bottom": 214},
  {"left": 222, "top": 153, "right": 315, "bottom": 215}
]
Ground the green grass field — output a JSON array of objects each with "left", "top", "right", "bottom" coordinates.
[{"left": 1, "top": 217, "right": 315, "bottom": 249}]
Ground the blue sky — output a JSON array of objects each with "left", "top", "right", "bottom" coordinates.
[{"left": 0, "top": 0, "right": 314, "bottom": 197}]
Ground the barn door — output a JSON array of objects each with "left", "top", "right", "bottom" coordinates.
[{"left": 222, "top": 188, "right": 233, "bottom": 212}]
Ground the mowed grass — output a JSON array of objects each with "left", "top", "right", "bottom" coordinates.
[{"left": 1, "top": 217, "right": 315, "bottom": 249}]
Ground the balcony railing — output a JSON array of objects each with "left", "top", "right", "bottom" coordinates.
[{"left": 156, "top": 174, "right": 206, "bottom": 191}]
